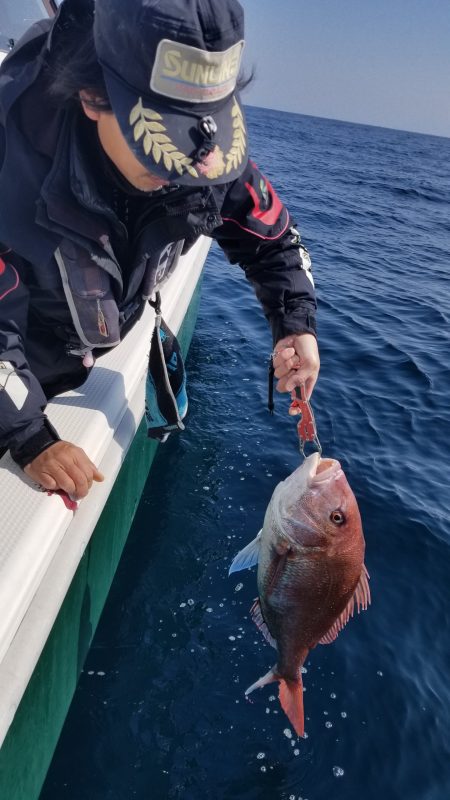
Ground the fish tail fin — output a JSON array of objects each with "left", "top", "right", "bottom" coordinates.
[
  {"left": 279, "top": 677, "right": 304, "bottom": 738},
  {"left": 245, "top": 667, "right": 305, "bottom": 738}
]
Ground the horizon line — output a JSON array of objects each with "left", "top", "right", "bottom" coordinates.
[{"left": 242, "top": 102, "right": 450, "bottom": 142}]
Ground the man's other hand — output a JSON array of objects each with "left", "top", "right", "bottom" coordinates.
[{"left": 24, "top": 441, "right": 104, "bottom": 499}]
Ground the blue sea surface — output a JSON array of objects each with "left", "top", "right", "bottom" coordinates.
[{"left": 40, "top": 107, "right": 450, "bottom": 800}]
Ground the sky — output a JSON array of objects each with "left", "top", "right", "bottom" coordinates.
[{"left": 239, "top": 0, "right": 450, "bottom": 138}]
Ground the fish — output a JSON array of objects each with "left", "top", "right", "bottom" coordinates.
[{"left": 229, "top": 452, "right": 370, "bottom": 737}]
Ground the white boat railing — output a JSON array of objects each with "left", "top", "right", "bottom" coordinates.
[{"left": 0, "top": 236, "right": 210, "bottom": 746}]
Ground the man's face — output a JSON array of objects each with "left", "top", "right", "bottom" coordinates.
[{"left": 81, "top": 97, "right": 169, "bottom": 192}]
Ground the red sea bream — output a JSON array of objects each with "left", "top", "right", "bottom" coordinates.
[{"left": 229, "top": 452, "right": 370, "bottom": 737}]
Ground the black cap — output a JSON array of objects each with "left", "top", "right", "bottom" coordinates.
[{"left": 93, "top": 0, "right": 248, "bottom": 186}]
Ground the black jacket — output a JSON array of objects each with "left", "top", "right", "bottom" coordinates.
[{"left": 0, "top": 20, "right": 316, "bottom": 467}]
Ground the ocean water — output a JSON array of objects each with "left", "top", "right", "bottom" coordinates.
[{"left": 40, "top": 107, "right": 450, "bottom": 800}]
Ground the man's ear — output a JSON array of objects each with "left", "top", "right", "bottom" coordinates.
[{"left": 79, "top": 91, "right": 102, "bottom": 121}]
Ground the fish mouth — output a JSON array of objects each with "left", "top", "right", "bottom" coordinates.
[{"left": 307, "top": 453, "right": 343, "bottom": 485}]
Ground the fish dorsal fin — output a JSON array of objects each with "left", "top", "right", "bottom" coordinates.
[
  {"left": 228, "top": 530, "right": 262, "bottom": 575},
  {"left": 318, "top": 564, "right": 371, "bottom": 645},
  {"left": 250, "top": 599, "right": 278, "bottom": 650}
]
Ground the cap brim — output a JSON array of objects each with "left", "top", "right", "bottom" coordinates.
[{"left": 102, "top": 69, "right": 249, "bottom": 187}]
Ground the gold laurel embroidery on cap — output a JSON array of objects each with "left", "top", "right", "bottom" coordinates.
[
  {"left": 225, "top": 98, "right": 246, "bottom": 175},
  {"left": 129, "top": 99, "right": 199, "bottom": 178}
]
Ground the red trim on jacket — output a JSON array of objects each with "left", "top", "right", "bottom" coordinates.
[
  {"left": 0, "top": 264, "right": 19, "bottom": 301},
  {"left": 245, "top": 178, "right": 284, "bottom": 226},
  {"left": 221, "top": 208, "right": 290, "bottom": 241}
]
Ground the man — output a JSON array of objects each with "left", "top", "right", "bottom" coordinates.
[{"left": 0, "top": 0, "right": 319, "bottom": 499}]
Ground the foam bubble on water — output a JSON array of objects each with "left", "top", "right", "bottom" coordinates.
[
  {"left": 203, "top": 486, "right": 210, "bottom": 490},
  {"left": 325, "top": 721, "right": 333, "bottom": 728},
  {"left": 301, "top": 666, "right": 308, "bottom": 674},
  {"left": 265, "top": 708, "right": 270, "bottom": 714},
  {"left": 234, "top": 583, "right": 243, "bottom": 592},
  {"left": 283, "top": 728, "right": 293, "bottom": 739},
  {"left": 333, "top": 766, "right": 344, "bottom": 777},
  {"left": 179, "top": 602, "right": 186, "bottom": 608},
  {"left": 269, "top": 695, "right": 276, "bottom": 702},
  {"left": 257, "top": 752, "right": 265, "bottom": 760},
  {"left": 341, "top": 712, "right": 347, "bottom": 718},
  {"left": 377, "top": 670, "right": 383, "bottom": 676},
  {"left": 187, "top": 599, "right": 195, "bottom": 606},
  {"left": 260, "top": 766, "right": 267, "bottom": 773},
  {"left": 206, "top": 608, "right": 213, "bottom": 613},
  {"left": 229, "top": 635, "right": 236, "bottom": 641},
  {"left": 293, "top": 749, "right": 300, "bottom": 756},
  {"left": 330, "top": 692, "right": 337, "bottom": 699}
]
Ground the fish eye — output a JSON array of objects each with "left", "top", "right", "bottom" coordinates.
[{"left": 330, "top": 510, "right": 345, "bottom": 525}]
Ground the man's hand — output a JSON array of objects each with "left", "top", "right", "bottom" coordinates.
[
  {"left": 273, "top": 333, "right": 320, "bottom": 400},
  {"left": 24, "top": 441, "right": 104, "bottom": 499}
]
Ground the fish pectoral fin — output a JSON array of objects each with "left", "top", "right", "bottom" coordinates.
[
  {"left": 318, "top": 564, "right": 371, "bottom": 646},
  {"left": 250, "top": 599, "right": 278, "bottom": 650},
  {"left": 228, "top": 530, "right": 262, "bottom": 575},
  {"left": 245, "top": 667, "right": 278, "bottom": 696}
]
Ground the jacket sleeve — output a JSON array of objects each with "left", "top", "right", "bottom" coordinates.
[
  {"left": 212, "top": 159, "right": 317, "bottom": 345},
  {"left": 0, "top": 250, "right": 59, "bottom": 467}
]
